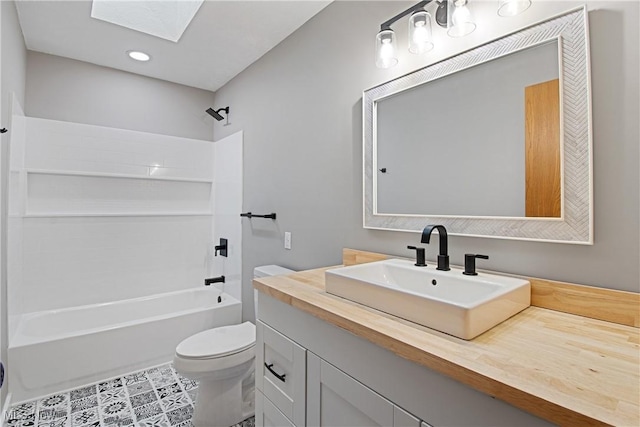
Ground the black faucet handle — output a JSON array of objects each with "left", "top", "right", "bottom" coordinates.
[
  {"left": 407, "top": 245, "right": 427, "bottom": 267},
  {"left": 463, "top": 254, "right": 489, "bottom": 276}
]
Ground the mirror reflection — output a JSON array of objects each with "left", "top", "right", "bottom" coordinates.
[{"left": 375, "top": 40, "right": 560, "bottom": 218}]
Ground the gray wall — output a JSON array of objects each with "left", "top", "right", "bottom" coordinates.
[
  {"left": 1, "top": 0, "right": 27, "bottom": 405},
  {"left": 26, "top": 52, "right": 216, "bottom": 141},
  {"left": 212, "top": 1, "right": 639, "bottom": 322}
]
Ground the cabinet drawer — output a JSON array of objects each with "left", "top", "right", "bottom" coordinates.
[
  {"left": 257, "top": 320, "right": 306, "bottom": 426},
  {"left": 256, "top": 390, "right": 295, "bottom": 427}
]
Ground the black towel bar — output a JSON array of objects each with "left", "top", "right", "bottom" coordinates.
[{"left": 240, "top": 212, "right": 276, "bottom": 220}]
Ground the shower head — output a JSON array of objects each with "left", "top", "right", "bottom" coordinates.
[{"left": 206, "top": 107, "right": 229, "bottom": 121}]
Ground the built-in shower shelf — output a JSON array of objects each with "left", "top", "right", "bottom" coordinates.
[
  {"left": 19, "top": 169, "right": 213, "bottom": 216},
  {"left": 20, "top": 212, "right": 214, "bottom": 218},
  {"left": 22, "top": 168, "right": 214, "bottom": 183}
]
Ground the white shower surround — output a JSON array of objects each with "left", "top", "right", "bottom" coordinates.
[
  {"left": 6, "top": 115, "right": 245, "bottom": 404},
  {"left": 9, "top": 288, "right": 241, "bottom": 403}
]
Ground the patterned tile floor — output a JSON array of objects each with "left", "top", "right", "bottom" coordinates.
[{"left": 5, "top": 363, "right": 255, "bottom": 427}]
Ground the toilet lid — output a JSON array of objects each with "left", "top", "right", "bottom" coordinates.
[{"left": 176, "top": 321, "right": 256, "bottom": 359}]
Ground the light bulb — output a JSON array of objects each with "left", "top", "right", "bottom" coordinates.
[
  {"left": 379, "top": 40, "right": 395, "bottom": 66},
  {"left": 413, "top": 22, "right": 427, "bottom": 42}
]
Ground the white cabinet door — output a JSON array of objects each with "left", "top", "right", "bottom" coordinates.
[
  {"left": 257, "top": 320, "right": 306, "bottom": 427},
  {"left": 256, "top": 390, "right": 295, "bottom": 427},
  {"left": 307, "top": 352, "right": 395, "bottom": 427}
]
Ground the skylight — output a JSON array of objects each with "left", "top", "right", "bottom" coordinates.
[{"left": 91, "top": 0, "right": 204, "bottom": 43}]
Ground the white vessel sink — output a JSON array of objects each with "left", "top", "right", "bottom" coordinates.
[{"left": 325, "top": 258, "right": 530, "bottom": 340}]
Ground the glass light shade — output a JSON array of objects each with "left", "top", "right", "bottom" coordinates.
[
  {"left": 408, "top": 10, "right": 434, "bottom": 54},
  {"left": 447, "top": 0, "right": 476, "bottom": 38},
  {"left": 498, "top": 0, "right": 532, "bottom": 17},
  {"left": 375, "top": 29, "right": 398, "bottom": 69}
]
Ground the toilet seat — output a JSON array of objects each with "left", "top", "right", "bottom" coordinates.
[{"left": 176, "top": 321, "right": 256, "bottom": 360}]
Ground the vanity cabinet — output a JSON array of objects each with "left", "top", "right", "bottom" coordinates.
[
  {"left": 256, "top": 292, "right": 554, "bottom": 427},
  {"left": 307, "top": 352, "right": 430, "bottom": 427},
  {"left": 256, "top": 319, "right": 430, "bottom": 427}
]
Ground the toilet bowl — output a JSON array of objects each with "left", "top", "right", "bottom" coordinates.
[
  {"left": 174, "top": 265, "right": 295, "bottom": 427},
  {"left": 174, "top": 322, "right": 256, "bottom": 427}
]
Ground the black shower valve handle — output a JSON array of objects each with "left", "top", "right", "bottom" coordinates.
[{"left": 214, "top": 238, "right": 228, "bottom": 257}]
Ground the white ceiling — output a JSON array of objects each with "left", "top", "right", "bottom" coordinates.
[{"left": 15, "top": 0, "right": 332, "bottom": 92}]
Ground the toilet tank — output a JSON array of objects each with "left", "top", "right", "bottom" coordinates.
[
  {"left": 253, "top": 265, "right": 295, "bottom": 279},
  {"left": 253, "top": 265, "right": 295, "bottom": 318}
]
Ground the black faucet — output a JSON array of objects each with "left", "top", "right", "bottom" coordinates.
[
  {"left": 421, "top": 225, "right": 450, "bottom": 271},
  {"left": 463, "top": 254, "right": 489, "bottom": 276},
  {"left": 407, "top": 246, "right": 427, "bottom": 267},
  {"left": 205, "top": 276, "right": 225, "bottom": 286},
  {"left": 214, "top": 238, "right": 228, "bottom": 257}
]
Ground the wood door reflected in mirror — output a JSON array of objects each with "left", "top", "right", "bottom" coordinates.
[{"left": 525, "top": 78, "right": 561, "bottom": 217}]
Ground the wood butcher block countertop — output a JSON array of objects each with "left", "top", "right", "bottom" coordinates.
[{"left": 253, "top": 265, "right": 640, "bottom": 427}]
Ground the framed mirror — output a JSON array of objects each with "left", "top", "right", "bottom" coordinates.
[{"left": 363, "top": 7, "right": 592, "bottom": 244}]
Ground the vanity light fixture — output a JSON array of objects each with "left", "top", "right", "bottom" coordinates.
[
  {"left": 376, "top": 0, "right": 531, "bottom": 68},
  {"left": 127, "top": 50, "right": 150, "bottom": 62},
  {"left": 375, "top": 0, "right": 470, "bottom": 69}
]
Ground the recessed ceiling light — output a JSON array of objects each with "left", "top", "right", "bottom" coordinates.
[{"left": 127, "top": 51, "right": 151, "bottom": 62}]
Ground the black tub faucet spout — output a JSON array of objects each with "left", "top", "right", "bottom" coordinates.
[
  {"left": 421, "top": 225, "right": 450, "bottom": 271},
  {"left": 205, "top": 276, "right": 225, "bottom": 286}
]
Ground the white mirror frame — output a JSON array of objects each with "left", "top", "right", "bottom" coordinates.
[{"left": 363, "top": 7, "right": 593, "bottom": 244}]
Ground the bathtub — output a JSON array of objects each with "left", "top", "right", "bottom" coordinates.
[{"left": 8, "top": 288, "right": 241, "bottom": 403}]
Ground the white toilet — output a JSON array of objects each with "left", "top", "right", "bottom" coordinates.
[{"left": 174, "top": 265, "right": 295, "bottom": 427}]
